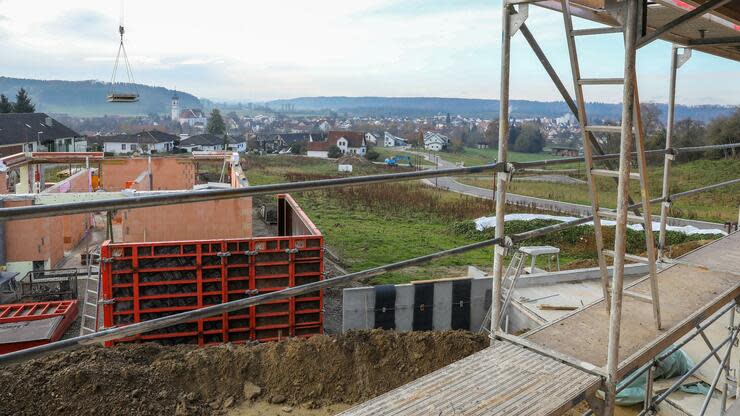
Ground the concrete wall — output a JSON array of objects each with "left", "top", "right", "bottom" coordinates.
[
  {"left": 120, "top": 197, "right": 252, "bottom": 242},
  {"left": 342, "top": 264, "right": 650, "bottom": 333},
  {"left": 101, "top": 158, "right": 195, "bottom": 191}
]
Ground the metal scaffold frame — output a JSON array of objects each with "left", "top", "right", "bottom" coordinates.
[{"left": 492, "top": 0, "right": 739, "bottom": 414}]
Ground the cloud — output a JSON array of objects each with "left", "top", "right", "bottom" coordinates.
[{"left": 44, "top": 9, "right": 114, "bottom": 41}]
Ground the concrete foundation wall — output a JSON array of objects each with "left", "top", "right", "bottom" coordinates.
[
  {"left": 342, "top": 264, "right": 650, "bottom": 333},
  {"left": 120, "top": 197, "right": 252, "bottom": 242},
  {"left": 101, "top": 158, "right": 196, "bottom": 191}
]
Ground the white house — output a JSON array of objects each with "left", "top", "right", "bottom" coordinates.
[
  {"left": 89, "top": 130, "right": 176, "bottom": 155},
  {"left": 179, "top": 133, "right": 239, "bottom": 152},
  {"left": 365, "top": 132, "right": 380, "bottom": 146},
  {"left": 179, "top": 109, "right": 208, "bottom": 128},
  {"left": 307, "top": 131, "right": 367, "bottom": 158},
  {"left": 383, "top": 132, "right": 408, "bottom": 147},
  {"left": 423, "top": 131, "right": 450, "bottom": 151}
]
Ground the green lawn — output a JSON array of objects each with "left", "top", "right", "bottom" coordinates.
[{"left": 457, "top": 158, "right": 740, "bottom": 223}]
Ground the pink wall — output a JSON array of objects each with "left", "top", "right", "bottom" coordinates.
[
  {"left": 5, "top": 199, "right": 64, "bottom": 266},
  {"left": 120, "top": 197, "right": 252, "bottom": 242},
  {"left": 101, "top": 158, "right": 196, "bottom": 191},
  {"left": 44, "top": 170, "right": 93, "bottom": 251}
]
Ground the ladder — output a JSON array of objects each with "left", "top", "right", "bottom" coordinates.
[
  {"left": 561, "top": 0, "right": 661, "bottom": 329},
  {"left": 79, "top": 249, "right": 102, "bottom": 335},
  {"left": 480, "top": 250, "right": 527, "bottom": 335}
]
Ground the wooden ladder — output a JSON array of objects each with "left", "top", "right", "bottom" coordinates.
[{"left": 561, "top": 0, "right": 661, "bottom": 329}]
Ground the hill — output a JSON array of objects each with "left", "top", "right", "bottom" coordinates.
[
  {"left": 0, "top": 77, "right": 202, "bottom": 117},
  {"left": 267, "top": 96, "right": 736, "bottom": 122}
]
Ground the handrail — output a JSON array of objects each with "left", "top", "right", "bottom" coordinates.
[{"left": 1, "top": 173, "right": 737, "bottom": 364}]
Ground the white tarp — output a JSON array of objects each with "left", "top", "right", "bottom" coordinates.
[{"left": 474, "top": 213, "right": 726, "bottom": 236}]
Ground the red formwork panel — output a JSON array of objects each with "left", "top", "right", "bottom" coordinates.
[
  {"left": 0, "top": 300, "right": 79, "bottom": 354},
  {"left": 101, "top": 235, "right": 323, "bottom": 346}
]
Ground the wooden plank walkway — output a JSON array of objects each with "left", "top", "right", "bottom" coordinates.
[
  {"left": 341, "top": 232, "right": 740, "bottom": 415},
  {"left": 338, "top": 339, "right": 600, "bottom": 416},
  {"left": 527, "top": 231, "right": 740, "bottom": 377}
]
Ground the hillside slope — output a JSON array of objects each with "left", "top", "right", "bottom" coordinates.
[{"left": 0, "top": 77, "right": 201, "bottom": 117}]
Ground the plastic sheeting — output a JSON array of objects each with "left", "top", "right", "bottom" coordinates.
[
  {"left": 474, "top": 213, "right": 726, "bottom": 236},
  {"left": 616, "top": 348, "right": 708, "bottom": 405}
]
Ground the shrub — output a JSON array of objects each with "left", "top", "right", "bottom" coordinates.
[{"left": 365, "top": 150, "right": 379, "bottom": 161}]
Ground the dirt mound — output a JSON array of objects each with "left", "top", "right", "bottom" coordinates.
[
  {"left": 0, "top": 330, "right": 486, "bottom": 416},
  {"left": 335, "top": 155, "right": 369, "bottom": 166}
]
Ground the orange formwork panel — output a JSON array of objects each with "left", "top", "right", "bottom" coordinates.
[{"left": 101, "top": 235, "right": 323, "bottom": 346}]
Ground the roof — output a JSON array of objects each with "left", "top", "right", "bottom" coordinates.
[
  {"left": 328, "top": 131, "right": 366, "bottom": 147},
  {"left": 540, "top": 0, "right": 740, "bottom": 62},
  {"left": 307, "top": 140, "right": 331, "bottom": 151},
  {"left": 423, "top": 131, "right": 450, "bottom": 144},
  {"left": 180, "top": 109, "right": 206, "bottom": 119},
  {"left": 87, "top": 130, "right": 177, "bottom": 145},
  {"left": 0, "top": 113, "right": 81, "bottom": 146},
  {"left": 180, "top": 133, "right": 236, "bottom": 146}
]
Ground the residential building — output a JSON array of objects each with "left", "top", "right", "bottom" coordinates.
[
  {"left": 307, "top": 131, "right": 367, "bottom": 158},
  {"left": 179, "top": 133, "right": 239, "bottom": 152},
  {"left": 383, "top": 132, "right": 408, "bottom": 147},
  {"left": 0, "top": 113, "right": 85, "bottom": 157},
  {"left": 423, "top": 131, "right": 450, "bottom": 151},
  {"left": 88, "top": 130, "right": 177, "bottom": 154},
  {"left": 179, "top": 109, "right": 208, "bottom": 128}
]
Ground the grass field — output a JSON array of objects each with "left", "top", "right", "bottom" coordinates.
[
  {"left": 243, "top": 154, "right": 722, "bottom": 284},
  {"left": 457, "top": 158, "right": 740, "bottom": 223},
  {"left": 425, "top": 147, "right": 562, "bottom": 166}
]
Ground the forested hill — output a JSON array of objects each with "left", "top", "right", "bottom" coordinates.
[
  {"left": 267, "top": 96, "right": 736, "bottom": 122},
  {"left": 0, "top": 77, "right": 201, "bottom": 117}
]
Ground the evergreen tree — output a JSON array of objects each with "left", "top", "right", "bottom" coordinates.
[
  {"left": 0, "top": 95, "right": 11, "bottom": 113},
  {"left": 206, "top": 109, "right": 226, "bottom": 135},
  {"left": 13, "top": 88, "right": 35, "bottom": 113}
]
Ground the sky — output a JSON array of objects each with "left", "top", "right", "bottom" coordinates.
[{"left": 0, "top": 0, "right": 738, "bottom": 104}]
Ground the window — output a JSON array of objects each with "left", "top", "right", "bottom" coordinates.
[{"left": 121, "top": 143, "right": 127, "bottom": 150}]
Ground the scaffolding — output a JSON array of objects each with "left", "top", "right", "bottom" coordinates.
[{"left": 491, "top": 0, "right": 740, "bottom": 414}]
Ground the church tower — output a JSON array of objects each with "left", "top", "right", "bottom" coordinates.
[{"left": 171, "top": 91, "right": 180, "bottom": 122}]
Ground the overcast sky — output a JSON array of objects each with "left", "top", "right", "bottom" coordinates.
[{"left": 0, "top": 0, "right": 738, "bottom": 104}]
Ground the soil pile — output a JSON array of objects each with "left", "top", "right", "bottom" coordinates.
[{"left": 0, "top": 330, "right": 486, "bottom": 416}]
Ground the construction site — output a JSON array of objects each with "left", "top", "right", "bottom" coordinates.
[{"left": 0, "top": 0, "right": 740, "bottom": 415}]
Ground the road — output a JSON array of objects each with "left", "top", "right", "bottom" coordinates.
[{"left": 410, "top": 150, "right": 727, "bottom": 231}]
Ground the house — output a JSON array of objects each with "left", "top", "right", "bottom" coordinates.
[
  {"left": 249, "top": 132, "right": 322, "bottom": 154},
  {"left": 307, "top": 131, "right": 367, "bottom": 158},
  {"left": 383, "top": 132, "right": 408, "bottom": 147},
  {"left": 423, "top": 131, "right": 450, "bottom": 151},
  {"left": 365, "top": 132, "right": 381, "bottom": 146},
  {"left": 0, "top": 113, "right": 85, "bottom": 157},
  {"left": 179, "top": 109, "right": 208, "bottom": 128},
  {"left": 476, "top": 142, "right": 490, "bottom": 149},
  {"left": 317, "top": 120, "right": 331, "bottom": 132},
  {"left": 88, "top": 130, "right": 177, "bottom": 154},
  {"left": 179, "top": 133, "right": 239, "bottom": 152}
]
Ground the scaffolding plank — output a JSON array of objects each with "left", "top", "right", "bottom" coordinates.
[
  {"left": 527, "top": 231, "right": 740, "bottom": 376},
  {"left": 338, "top": 340, "right": 600, "bottom": 416}
]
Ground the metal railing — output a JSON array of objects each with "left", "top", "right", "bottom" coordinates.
[
  {"left": 19, "top": 268, "right": 80, "bottom": 301},
  {"left": 0, "top": 148, "right": 737, "bottom": 363}
]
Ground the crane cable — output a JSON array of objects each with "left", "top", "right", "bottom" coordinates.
[{"left": 108, "top": 1, "right": 138, "bottom": 97}]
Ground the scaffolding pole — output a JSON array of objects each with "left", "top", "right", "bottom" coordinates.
[
  {"left": 491, "top": 0, "right": 515, "bottom": 339},
  {"left": 605, "top": 0, "right": 639, "bottom": 413}
]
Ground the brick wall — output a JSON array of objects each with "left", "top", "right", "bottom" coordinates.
[{"left": 101, "top": 158, "right": 196, "bottom": 191}]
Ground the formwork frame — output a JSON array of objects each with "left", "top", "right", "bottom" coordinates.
[{"left": 492, "top": 0, "right": 739, "bottom": 414}]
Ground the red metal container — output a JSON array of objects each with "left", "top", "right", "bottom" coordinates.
[
  {"left": 0, "top": 300, "right": 79, "bottom": 354},
  {"left": 101, "top": 194, "right": 324, "bottom": 346}
]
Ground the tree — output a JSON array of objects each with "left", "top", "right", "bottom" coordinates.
[
  {"left": 13, "top": 88, "right": 35, "bottom": 113},
  {"left": 484, "top": 121, "right": 499, "bottom": 148},
  {"left": 327, "top": 145, "right": 342, "bottom": 158},
  {"left": 0, "top": 95, "right": 11, "bottom": 113},
  {"left": 207, "top": 109, "right": 226, "bottom": 135},
  {"left": 365, "top": 149, "right": 379, "bottom": 161},
  {"left": 672, "top": 118, "right": 707, "bottom": 161},
  {"left": 512, "top": 123, "right": 545, "bottom": 153},
  {"left": 705, "top": 108, "right": 739, "bottom": 158},
  {"left": 290, "top": 143, "right": 303, "bottom": 154}
]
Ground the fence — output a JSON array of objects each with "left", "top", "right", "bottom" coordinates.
[{"left": 19, "top": 268, "right": 79, "bottom": 301}]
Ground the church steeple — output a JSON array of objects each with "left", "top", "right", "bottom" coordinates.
[{"left": 171, "top": 90, "right": 179, "bottom": 122}]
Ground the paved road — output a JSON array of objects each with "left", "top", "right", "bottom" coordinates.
[{"left": 413, "top": 151, "right": 726, "bottom": 231}]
